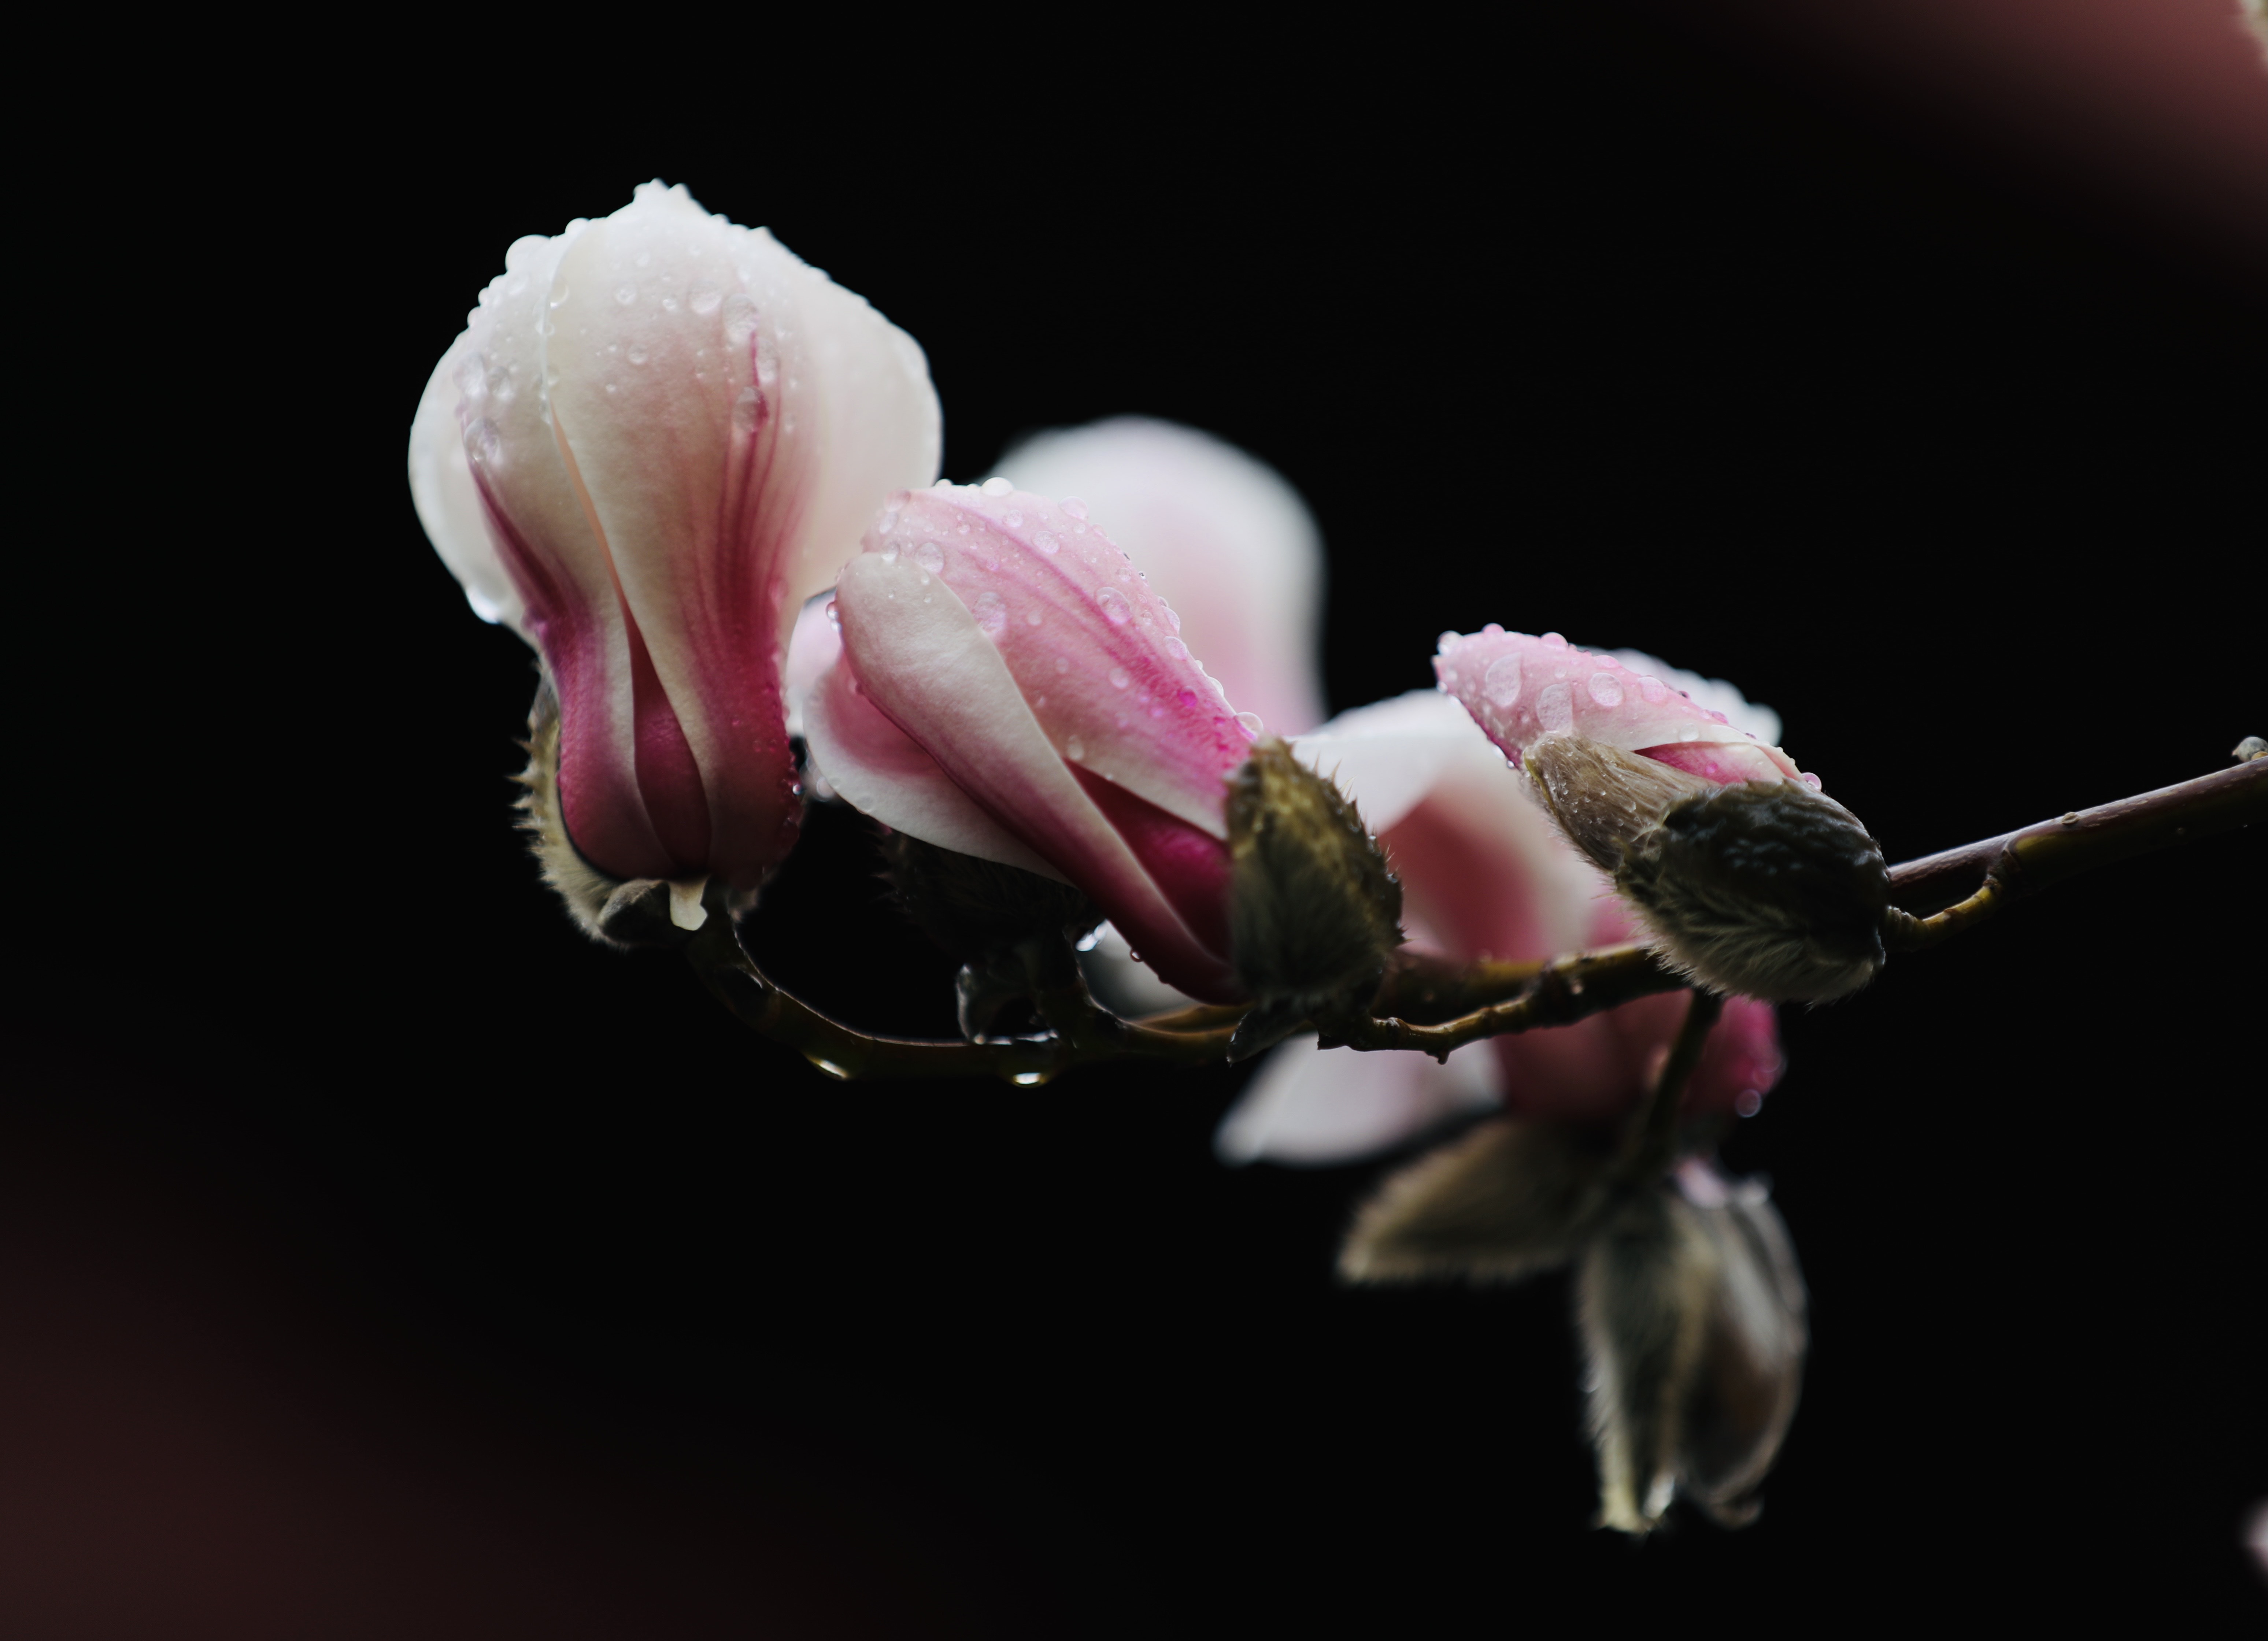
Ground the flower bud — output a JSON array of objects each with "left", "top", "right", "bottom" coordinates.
[
  {"left": 1576, "top": 1162, "right": 1807, "bottom": 1534},
  {"left": 808, "top": 483, "right": 1398, "bottom": 1019},
  {"left": 1435, "top": 629, "right": 1888, "bottom": 1001},
  {"left": 408, "top": 182, "right": 940, "bottom": 934}
]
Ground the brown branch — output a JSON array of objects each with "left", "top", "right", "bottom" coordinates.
[{"left": 691, "top": 748, "right": 2264, "bottom": 1081}]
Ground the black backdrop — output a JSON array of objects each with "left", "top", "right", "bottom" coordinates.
[{"left": 13, "top": 8, "right": 2265, "bottom": 1634}]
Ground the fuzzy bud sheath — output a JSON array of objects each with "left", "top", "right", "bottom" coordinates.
[
  {"left": 1525, "top": 737, "right": 1889, "bottom": 1001},
  {"left": 1224, "top": 738, "right": 1404, "bottom": 1059}
]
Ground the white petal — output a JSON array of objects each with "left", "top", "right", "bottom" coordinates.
[
  {"left": 1607, "top": 649, "right": 1783, "bottom": 745},
  {"left": 1216, "top": 1036, "right": 1501, "bottom": 1167},
  {"left": 1289, "top": 689, "right": 1489, "bottom": 833},
  {"left": 407, "top": 328, "right": 525, "bottom": 633}
]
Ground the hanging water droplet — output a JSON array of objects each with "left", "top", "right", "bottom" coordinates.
[{"left": 1095, "top": 587, "right": 1132, "bottom": 625}]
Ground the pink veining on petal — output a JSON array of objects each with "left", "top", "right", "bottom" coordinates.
[
  {"left": 1433, "top": 627, "right": 1810, "bottom": 790},
  {"left": 872, "top": 486, "right": 1258, "bottom": 838}
]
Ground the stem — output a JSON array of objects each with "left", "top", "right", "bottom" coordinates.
[
  {"left": 1325, "top": 943, "right": 1683, "bottom": 1061},
  {"left": 1614, "top": 990, "right": 1723, "bottom": 1186}
]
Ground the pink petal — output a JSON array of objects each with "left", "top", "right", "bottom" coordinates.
[
  {"left": 994, "top": 418, "right": 1328, "bottom": 736},
  {"left": 1433, "top": 628, "right": 1810, "bottom": 790},
  {"left": 800, "top": 653, "right": 1062, "bottom": 879},
  {"left": 866, "top": 485, "right": 1259, "bottom": 838},
  {"left": 832, "top": 548, "right": 1243, "bottom": 1002}
]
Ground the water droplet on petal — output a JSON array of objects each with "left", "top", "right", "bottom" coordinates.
[
  {"left": 731, "top": 387, "right": 763, "bottom": 434},
  {"left": 1026, "top": 611, "right": 1043, "bottom": 626},
  {"left": 1235, "top": 711, "right": 1264, "bottom": 736},
  {"left": 1108, "top": 667, "right": 1129, "bottom": 689},
  {"left": 1003, "top": 511, "right": 1024, "bottom": 527},
  {"left": 1735, "top": 1089, "right": 1764, "bottom": 1118},
  {"left": 1033, "top": 530, "right": 1059, "bottom": 554},
  {"left": 982, "top": 477, "right": 1014, "bottom": 497},
  {"left": 1160, "top": 604, "right": 1182, "bottom": 634},
  {"left": 1095, "top": 587, "right": 1132, "bottom": 625},
  {"left": 1061, "top": 497, "right": 1088, "bottom": 519},
  {"left": 972, "top": 590, "right": 1006, "bottom": 635},
  {"left": 1542, "top": 631, "right": 1568, "bottom": 648},
  {"left": 1437, "top": 631, "right": 1461, "bottom": 654},
  {"left": 1801, "top": 771, "right": 1823, "bottom": 789},
  {"left": 1065, "top": 735, "right": 1086, "bottom": 762},
  {"left": 1163, "top": 637, "right": 1188, "bottom": 661},
  {"left": 1536, "top": 683, "right": 1575, "bottom": 734},
  {"left": 1483, "top": 655, "right": 1521, "bottom": 707},
  {"left": 615, "top": 282, "right": 638, "bottom": 305},
  {"left": 689, "top": 281, "right": 722, "bottom": 315},
  {"left": 1637, "top": 675, "right": 1668, "bottom": 704},
  {"left": 1482, "top": 622, "right": 1503, "bottom": 637},
  {"left": 626, "top": 343, "right": 649, "bottom": 365},
  {"left": 1595, "top": 653, "right": 1621, "bottom": 670},
  {"left": 1587, "top": 672, "right": 1624, "bottom": 707},
  {"left": 880, "top": 544, "right": 900, "bottom": 564},
  {"left": 914, "top": 541, "right": 944, "bottom": 573}
]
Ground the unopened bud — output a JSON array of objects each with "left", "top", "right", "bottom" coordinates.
[
  {"left": 1226, "top": 738, "right": 1403, "bottom": 1058},
  {"left": 518, "top": 679, "right": 710, "bottom": 949},
  {"left": 1338, "top": 1117, "right": 1616, "bottom": 1284},
  {"left": 877, "top": 828, "right": 1102, "bottom": 965},
  {"left": 1525, "top": 737, "right": 1889, "bottom": 1001},
  {"left": 1576, "top": 1163, "right": 1807, "bottom": 1534}
]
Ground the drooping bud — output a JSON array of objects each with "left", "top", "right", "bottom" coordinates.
[
  {"left": 1575, "top": 1162, "right": 1807, "bottom": 1534},
  {"left": 1436, "top": 629, "right": 1890, "bottom": 1001},
  {"left": 1225, "top": 739, "right": 1403, "bottom": 1058}
]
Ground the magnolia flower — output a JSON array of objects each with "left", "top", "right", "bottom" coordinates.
[
  {"left": 407, "top": 182, "right": 940, "bottom": 938},
  {"left": 1435, "top": 627, "right": 1891, "bottom": 1001},
  {"left": 1222, "top": 690, "right": 1783, "bottom": 1166},
  {"left": 805, "top": 482, "right": 1397, "bottom": 1022}
]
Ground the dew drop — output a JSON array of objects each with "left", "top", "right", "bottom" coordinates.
[
  {"left": 1595, "top": 653, "right": 1621, "bottom": 670},
  {"left": 972, "top": 590, "right": 1006, "bottom": 635},
  {"left": 1061, "top": 497, "right": 1088, "bottom": 519},
  {"left": 626, "top": 343, "right": 649, "bottom": 365},
  {"left": 1160, "top": 604, "right": 1182, "bottom": 634},
  {"left": 1536, "top": 683, "right": 1575, "bottom": 734},
  {"left": 1637, "top": 675, "right": 1668, "bottom": 705},
  {"left": 1163, "top": 637, "right": 1188, "bottom": 661},
  {"left": 1095, "top": 586, "right": 1132, "bottom": 626},
  {"left": 981, "top": 477, "right": 1014, "bottom": 497},
  {"left": 1482, "top": 622, "right": 1503, "bottom": 637},
  {"left": 731, "top": 387, "right": 763, "bottom": 434},
  {"left": 1012, "top": 1071, "right": 1047, "bottom": 1087},
  {"left": 1026, "top": 611, "right": 1043, "bottom": 626},
  {"left": 1179, "top": 689, "right": 1199, "bottom": 709},
  {"left": 1801, "top": 771, "right": 1823, "bottom": 789},
  {"left": 1735, "top": 1089, "right": 1764, "bottom": 1118},
  {"left": 1437, "top": 631, "right": 1461, "bottom": 654},
  {"left": 1065, "top": 735, "right": 1086, "bottom": 762},
  {"left": 724, "top": 293, "right": 760, "bottom": 344},
  {"left": 914, "top": 541, "right": 944, "bottom": 574},
  {"left": 1055, "top": 657, "right": 1070, "bottom": 675},
  {"left": 614, "top": 282, "right": 638, "bottom": 305},
  {"left": 1587, "top": 672, "right": 1625, "bottom": 707},
  {"left": 880, "top": 544, "right": 900, "bottom": 564},
  {"left": 689, "top": 281, "right": 722, "bottom": 315},
  {"left": 1542, "top": 631, "right": 1568, "bottom": 648},
  {"left": 1003, "top": 510, "right": 1024, "bottom": 528},
  {"left": 1034, "top": 530, "right": 1060, "bottom": 554},
  {"left": 1483, "top": 655, "right": 1521, "bottom": 707},
  {"left": 1235, "top": 711, "right": 1264, "bottom": 736},
  {"left": 1109, "top": 667, "right": 1129, "bottom": 689}
]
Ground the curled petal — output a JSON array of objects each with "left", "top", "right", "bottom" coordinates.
[
  {"left": 408, "top": 330, "right": 523, "bottom": 632},
  {"left": 781, "top": 592, "right": 842, "bottom": 741},
  {"left": 1434, "top": 628, "right": 1810, "bottom": 790},
  {"left": 995, "top": 418, "right": 1327, "bottom": 736}
]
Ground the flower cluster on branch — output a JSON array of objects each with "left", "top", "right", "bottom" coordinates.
[{"left": 410, "top": 184, "right": 2265, "bottom": 1537}]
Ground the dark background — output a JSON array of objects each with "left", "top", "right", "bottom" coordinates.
[{"left": 14, "top": 5, "right": 2265, "bottom": 1634}]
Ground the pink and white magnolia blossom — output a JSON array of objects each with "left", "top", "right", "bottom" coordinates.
[
  {"left": 805, "top": 482, "right": 1265, "bottom": 1004},
  {"left": 1221, "top": 690, "right": 1783, "bottom": 1165},
  {"left": 991, "top": 418, "right": 1327, "bottom": 738},
  {"left": 407, "top": 182, "right": 940, "bottom": 918}
]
